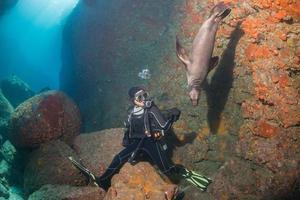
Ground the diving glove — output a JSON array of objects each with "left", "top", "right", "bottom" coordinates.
[
  {"left": 180, "top": 168, "right": 212, "bottom": 191},
  {"left": 68, "top": 156, "right": 99, "bottom": 187},
  {"left": 170, "top": 108, "right": 181, "bottom": 122}
]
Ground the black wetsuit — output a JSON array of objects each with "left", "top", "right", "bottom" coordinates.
[{"left": 96, "top": 102, "right": 180, "bottom": 188}]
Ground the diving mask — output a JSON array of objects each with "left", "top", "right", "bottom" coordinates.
[{"left": 134, "top": 90, "right": 149, "bottom": 102}]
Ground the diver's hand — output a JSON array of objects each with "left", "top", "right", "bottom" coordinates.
[
  {"left": 145, "top": 130, "right": 151, "bottom": 137},
  {"left": 153, "top": 131, "right": 163, "bottom": 140},
  {"left": 170, "top": 108, "right": 181, "bottom": 122}
]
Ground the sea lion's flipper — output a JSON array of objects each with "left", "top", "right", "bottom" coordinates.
[
  {"left": 209, "top": 56, "right": 219, "bottom": 72},
  {"left": 176, "top": 36, "right": 190, "bottom": 68},
  {"left": 210, "top": 2, "right": 231, "bottom": 19}
]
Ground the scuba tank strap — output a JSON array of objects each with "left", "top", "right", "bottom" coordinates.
[
  {"left": 128, "top": 107, "right": 151, "bottom": 164},
  {"left": 144, "top": 108, "right": 151, "bottom": 135}
]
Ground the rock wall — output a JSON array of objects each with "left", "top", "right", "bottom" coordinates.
[
  {"left": 61, "top": 0, "right": 183, "bottom": 131},
  {"left": 61, "top": 0, "right": 300, "bottom": 199}
]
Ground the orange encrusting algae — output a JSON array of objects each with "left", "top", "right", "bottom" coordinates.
[
  {"left": 252, "top": 0, "right": 300, "bottom": 21},
  {"left": 245, "top": 44, "right": 273, "bottom": 61},
  {"left": 254, "top": 120, "right": 279, "bottom": 138}
]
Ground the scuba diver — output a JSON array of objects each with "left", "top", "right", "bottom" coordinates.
[{"left": 69, "top": 86, "right": 211, "bottom": 196}]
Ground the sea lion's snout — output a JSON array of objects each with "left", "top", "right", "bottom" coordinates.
[
  {"left": 189, "top": 88, "right": 200, "bottom": 106},
  {"left": 211, "top": 2, "right": 231, "bottom": 21},
  {"left": 191, "top": 99, "right": 198, "bottom": 106}
]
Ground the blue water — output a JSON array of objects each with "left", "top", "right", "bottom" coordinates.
[{"left": 0, "top": 0, "right": 79, "bottom": 91}]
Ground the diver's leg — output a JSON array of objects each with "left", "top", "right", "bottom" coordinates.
[
  {"left": 96, "top": 139, "right": 140, "bottom": 189},
  {"left": 141, "top": 138, "right": 174, "bottom": 174},
  {"left": 141, "top": 138, "right": 180, "bottom": 199},
  {"left": 141, "top": 138, "right": 211, "bottom": 191}
]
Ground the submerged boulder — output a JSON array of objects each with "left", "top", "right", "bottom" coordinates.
[
  {"left": 0, "top": 177, "right": 9, "bottom": 199},
  {"left": 28, "top": 185, "right": 105, "bottom": 200},
  {"left": 72, "top": 128, "right": 124, "bottom": 177},
  {"left": 0, "top": 140, "right": 17, "bottom": 164},
  {"left": 0, "top": 160, "right": 10, "bottom": 178},
  {"left": 8, "top": 187, "right": 24, "bottom": 200},
  {"left": 0, "top": 75, "right": 35, "bottom": 108},
  {"left": 23, "top": 140, "right": 86, "bottom": 194},
  {"left": 0, "top": 90, "right": 13, "bottom": 139},
  {"left": 10, "top": 90, "right": 81, "bottom": 148},
  {"left": 104, "top": 162, "right": 178, "bottom": 200},
  {"left": 0, "top": 90, "right": 13, "bottom": 121},
  {"left": 212, "top": 157, "right": 300, "bottom": 200},
  {"left": 0, "top": 139, "right": 25, "bottom": 187}
]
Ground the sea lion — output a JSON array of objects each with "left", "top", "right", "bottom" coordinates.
[{"left": 176, "top": 2, "right": 231, "bottom": 106}]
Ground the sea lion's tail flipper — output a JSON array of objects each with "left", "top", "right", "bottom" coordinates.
[
  {"left": 210, "top": 2, "right": 231, "bottom": 19},
  {"left": 209, "top": 56, "right": 219, "bottom": 72},
  {"left": 176, "top": 36, "right": 190, "bottom": 68}
]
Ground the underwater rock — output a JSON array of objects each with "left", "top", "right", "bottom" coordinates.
[
  {"left": 0, "top": 125, "right": 9, "bottom": 142},
  {"left": 0, "top": 160, "right": 10, "bottom": 178},
  {"left": 10, "top": 90, "right": 81, "bottom": 148},
  {"left": 0, "top": 90, "right": 14, "bottom": 139},
  {"left": 212, "top": 157, "right": 300, "bottom": 200},
  {"left": 237, "top": 124, "right": 300, "bottom": 173},
  {"left": 234, "top": 6, "right": 300, "bottom": 199},
  {"left": 0, "top": 140, "right": 25, "bottom": 187},
  {"left": 8, "top": 186, "right": 25, "bottom": 200},
  {"left": 232, "top": 125, "right": 300, "bottom": 199},
  {"left": 72, "top": 128, "right": 124, "bottom": 177},
  {"left": 23, "top": 140, "right": 86, "bottom": 194},
  {"left": 169, "top": 133, "right": 209, "bottom": 169},
  {"left": 212, "top": 158, "right": 272, "bottom": 200},
  {"left": 0, "top": 177, "right": 9, "bottom": 199},
  {"left": 0, "top": 90, "right": 13, "bottom": 121},
  {"left": 60, "top": 0, "right": 300, "bottom": 199},
  {"left": 104, "top": 162, "right": 178, "bottom": 200},
  {"left": 0, "top": 140, "right": 16, "bottom": 164},
  {"left": 0, "top": 75, "right": 35, "bottom": 108},
  {"left": 28, "top": 184, "right": 105, "bottom": 200}
]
